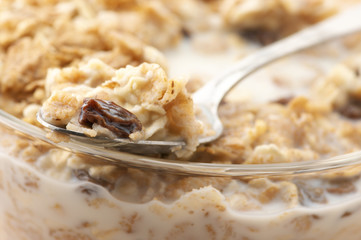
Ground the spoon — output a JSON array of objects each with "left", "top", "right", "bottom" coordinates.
[{"left": 37, "top": 4, "right": 361, "bottom": 155}]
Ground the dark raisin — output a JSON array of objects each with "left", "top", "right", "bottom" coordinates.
[
  {"left": 355, "top": 68, "right": 360, "bottom": 77},
  {"left": 241, "top": 29, "right": 279, "bottom": 45},
  {"left": 273, "top": 96, "right": 294, "bottom": 105},
  {"left": 79, "top": 98, "right": 142, "bottom": 138},
  {"left": 337, "top": 102, "right": 361, "bottom": 119},
  {"left": 341, "top": 211, "right": 352, "bottom": 218},
  {"left": 181, "top": 28, "right": 191, "bottom": 38},
  {"left": 311, "top": 214, "right": 321, "bottom": 220}
]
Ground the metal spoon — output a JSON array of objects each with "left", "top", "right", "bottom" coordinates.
[{"left": 37, "top": 4, "right": 361, "bottom": 155}]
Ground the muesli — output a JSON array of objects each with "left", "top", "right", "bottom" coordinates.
[{"left": 1, "top": 0, "right": 361, "bottom": 240}]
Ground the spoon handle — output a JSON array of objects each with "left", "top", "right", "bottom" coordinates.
[{"left": 193, "top": 4, "right": 361, "bottom": 109}]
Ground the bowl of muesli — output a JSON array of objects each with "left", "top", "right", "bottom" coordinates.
[{"left": 2, "top": 0, "right": 361, "bottom": 240}]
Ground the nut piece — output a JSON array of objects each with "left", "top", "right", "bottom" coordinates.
[{"left": 79, "top": 98, "right": 142, "bottom": 138}]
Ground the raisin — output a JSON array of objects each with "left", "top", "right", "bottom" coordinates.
[
  {"left": 273, "top": 96, "right": 294, "bottom": 105},
  {"left": 241, "top": 29, "right": 279, "bottom": 45},
  {"left": 79, "top": 98, "right": 142, "bottom": 138},
  {"left": 341, "top": 211, "right": 352, "bottom": 218},
  {"left": 337, "top": 96, "right": 361, "bottom": 119},
  {"left": 338, "top": 103, "right": 361, "bottom": 119}
]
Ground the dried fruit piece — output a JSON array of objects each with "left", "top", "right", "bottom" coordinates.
[
  {"left": 337, "top": 97, "right": 361, "bottom": 119},
  {"left": 79, "top": 98, "right": 142, "bottom": 138},
  {"left": 273, "top": 96, "right": 294, "bottom": 105},
  {"left": 241, "top": 29, "right": 279, "bottom": 45}
]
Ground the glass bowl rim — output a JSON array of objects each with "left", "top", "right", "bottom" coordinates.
[{"left": 2, "top": 109, "right": 361, "bottom": 177}]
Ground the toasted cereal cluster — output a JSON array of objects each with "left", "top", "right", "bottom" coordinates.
[
  {"left": 220, "top": 0, "right": 340, "bottom": 44},
  {"left": 41, "top": 59, "right": 203, "bottom": 157}
]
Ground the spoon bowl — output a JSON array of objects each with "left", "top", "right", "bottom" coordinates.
[{"left": 37, "top": 105, "right": 222, "bottom": 155}]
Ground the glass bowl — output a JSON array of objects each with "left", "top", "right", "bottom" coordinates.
[{"left": 1, "top": 108, "right": 361, "bottom": 240}]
